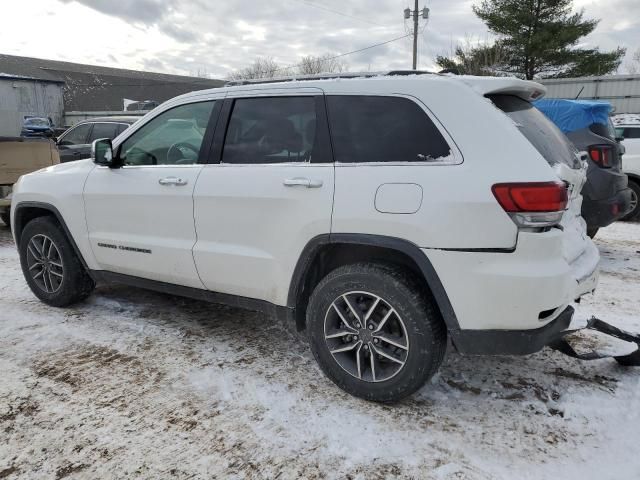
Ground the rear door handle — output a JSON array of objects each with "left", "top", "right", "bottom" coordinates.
[
  {"left": 283, "top": 177, "right": 323, "bottom": 188},
  {"left": 158, "top": 176, "right": 188, "bottom": 186}
]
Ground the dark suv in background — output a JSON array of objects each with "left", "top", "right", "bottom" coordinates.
[
  {"left": 535, "top": 99, "right": 632, "bottom": 237},
  {"left": 56, "top": 117, "right": 139, "bottom": 163}
]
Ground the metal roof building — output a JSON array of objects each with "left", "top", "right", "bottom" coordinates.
[
  {"left": 0, "top": 54, "right": 224, "bottom": 135},
  {"left": 539, "top": 75, "right": 640, "bottom": 114},
  {"left": 0, "top": 54, "right": 224, "bottom": 111}
]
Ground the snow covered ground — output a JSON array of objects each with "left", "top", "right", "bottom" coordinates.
[{"left": 1, "top": 219, "right": 639, "bottom": 479}]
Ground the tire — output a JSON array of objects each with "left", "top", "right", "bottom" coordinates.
[
  {"left": 0, "top": 212, "right": 9, "bottom": 227},
  {"left": 19, "top": 216, "right": 95, "bottom": 307},
  {"left": 587, "top": 226, "right": 599, "bottom": 239},
  {"left": 306, "top": 263, "right": 447, "bottom": 403},
  {"left": 623, "top": 180, "right": 640, "bottom": 222}
]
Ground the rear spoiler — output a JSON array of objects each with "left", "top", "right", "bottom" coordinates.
[{"left": 455, "top": 76, "right": 547, "bottom": 102}]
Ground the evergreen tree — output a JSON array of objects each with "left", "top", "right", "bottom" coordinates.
[{"left": 447, "top": 0, "right": 625, "bottom": 79}]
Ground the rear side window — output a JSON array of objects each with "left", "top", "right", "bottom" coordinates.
[
  {"left": 489, "top": 95, "right": 581, "bottom": 169},
  {"left": 326, "top": 95, "right": 451, "bottom": 163},
  {"left": 88, "top": 123, "right": 119, "bottom": 142},
  {"left": 624, "top": 128, "right": 640, "bottom": 139},
  {"left": 222, "top": 97, "right": 321, "bottom": 164},
  {"left": 116, "top": 123, "right": 130, "bottom": 135}
]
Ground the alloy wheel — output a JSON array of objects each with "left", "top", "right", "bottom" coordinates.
[
  {"left": 26, "top": 234, "right": 64, "bottom": 294},
  {"left": 323, "top": 291, "right": 409, "bottom": 382}
]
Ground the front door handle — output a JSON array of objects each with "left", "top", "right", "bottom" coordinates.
[
  {"left": 283, "top": 177, "right": 323, "bottom": 188},
  {"left": 158, "top": 176, "right": 188, "bottom": 186}
]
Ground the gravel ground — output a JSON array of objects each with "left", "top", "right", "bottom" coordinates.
[{"left": 1, "top": 219, "right": 639, "bottom": 479}]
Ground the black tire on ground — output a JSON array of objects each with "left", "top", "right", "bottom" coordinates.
[
  {"left": 0, "top": 212, "right": 9, "bottom": 228},
  {"left": 19, "top": 216, "right": 95, "bottom": 307},
  {"left": 622, "top": 180, "right": 640, "bottom": 222},
  {"left": 306, "top": 262, "right": 447, "bottom": 403},
  {"left": 587, "top": 226, "right": 599, "bottom": 239}
]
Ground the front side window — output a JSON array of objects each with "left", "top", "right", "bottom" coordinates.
[
  {"left": 59, "top": 123, "right": 91, "bottom": 146},
  {"left": 120, "top": 101, "right": 215, "bottom": 166},
  {"left": 88, "top": 123, "right": 119, "bottom": 143},
  {"left": 326, "top": 95, "right": 452, "bottom": 163},
  {"left": 222, "top": 97, "right": 317, "bottom": 164}
]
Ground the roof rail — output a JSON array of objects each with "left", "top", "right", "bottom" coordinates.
[{"left": 224, "top": 70, "right": 436, "bottom": 87}]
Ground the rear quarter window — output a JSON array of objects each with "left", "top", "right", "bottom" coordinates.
[
  {"left": 326, "top": 95, "right": 452, "bottom": 164},
  {"left": 490, "top": 95, "right": 581, "bottom": 169}
]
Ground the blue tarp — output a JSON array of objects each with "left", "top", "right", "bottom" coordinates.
[{"left": 534, "top": 99, "right": 612, "bottom": 133}]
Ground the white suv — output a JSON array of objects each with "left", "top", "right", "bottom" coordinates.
[
  {"left": 10, "top": 72, "right": 599, "bottom": 402},
  {"left": 614, "top": 122, "right": 640, "bottom": 220}
]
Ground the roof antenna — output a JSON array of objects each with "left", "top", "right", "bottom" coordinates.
[{"left": 574, "top": 86, "right": 584, "bottom": 100}]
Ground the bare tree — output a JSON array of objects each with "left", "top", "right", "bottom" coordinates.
[
  {"left": 626, "top": 48, "right": 640, "bottom": 74},
  {"left": 297, "top": 54, "right": 348, "bottom": 75},
  {"left": 227, "top": 57, "right": 283, "bottom": 81}
]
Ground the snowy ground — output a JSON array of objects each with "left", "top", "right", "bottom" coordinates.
[{"left": 1, "top": 219, "right": 639, "bottom": 480}]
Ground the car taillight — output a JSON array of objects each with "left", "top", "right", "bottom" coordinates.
[
  {"left": 492, "top": 182, "right": 568, "bottom": 228},
  {"left": 588, "top": 145, "right": 613, "bottom": 168}
]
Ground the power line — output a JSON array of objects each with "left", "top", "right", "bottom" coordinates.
[
  {"left": 288, "top": 0, "right": 393, "bottom": 28},
  {"left": 68, "top": 33, "right": 414, "bottom": 86},
  {"left": 314, "top": 33, "right": 413, "bottom": 63}
]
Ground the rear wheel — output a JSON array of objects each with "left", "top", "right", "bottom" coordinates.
[
  {"left": 587, "top": 226, "right": 599, "bottom": 239},
  {"left": 306, "top": 263, "right": 447, "bottom": 403},
  {"left": 19, "top": 216, "right": 95, "bottom": 307},
  {"left": 623, "top": 180, "right": 639, "bottom": 222}
]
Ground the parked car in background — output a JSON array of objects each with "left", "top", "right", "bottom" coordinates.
[
  {"left": 20, "top": 117, "right": 55, "bottom": 138},
  {"left": 56, "top": 117, "right": 138, "bottom": 163},
  {"left": 535, "top": 99, "right": 632, "bottom": 237},
  {"left": 11, "top": 73, "right": 600, "bottom": 402},
  {"left": 613, "top": 122, "right": 640, "bottom": 221}
]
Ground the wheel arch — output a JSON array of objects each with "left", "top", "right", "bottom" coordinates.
[
  {"left": 627, "top": 173, "right": 640, "bottom": 185},
  {"left": 287, "top": 233, "right": 460, "bottom": 334},
  {"left": 13, "top": 201, "right": 92, "bottom": 274}
]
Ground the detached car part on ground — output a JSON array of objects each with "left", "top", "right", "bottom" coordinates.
[
  {"left": 0, "top": 137, "right": 60, "bottom": 226},
  {"left": 8, "top": 72, "right": 640, "bottom": 403},
  {"left": 534, "top": 99, "right": 633, "bottom": 237}
]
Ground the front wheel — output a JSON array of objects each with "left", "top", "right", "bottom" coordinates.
[
  {"left": 19, "top": 216, "right": 95, "bottom": 307},
  {"left": 306, "top": 263, "right": 447, "bottom": 403}
]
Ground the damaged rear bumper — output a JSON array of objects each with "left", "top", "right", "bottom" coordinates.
[{"left": 451, "top": 306, "right": 575, "bottom": 355}]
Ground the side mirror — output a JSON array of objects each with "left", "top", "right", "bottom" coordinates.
[{"left": 92, "top": 138, "right": 116, "bottom": 167}]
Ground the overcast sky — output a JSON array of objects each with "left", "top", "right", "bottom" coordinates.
[{"left": 1, "top": 0, "right": 638, "bottom": 79}]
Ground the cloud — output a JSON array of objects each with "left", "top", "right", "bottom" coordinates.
[
  {"left": 59, "top": 0, "right": 168, "bottom": 24},
  {"left": 9, "top": 0, "right": 639, "bottom": 78}
]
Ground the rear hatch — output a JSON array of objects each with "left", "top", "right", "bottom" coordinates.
[{"left": 488, "top": 94, "right": 599, "bottom": 285}]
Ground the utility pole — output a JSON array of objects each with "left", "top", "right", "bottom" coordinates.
[{"left": 404, "top": 3, "right": 429, "bottom": 70}]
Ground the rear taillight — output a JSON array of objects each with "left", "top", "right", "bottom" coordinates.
[
  {"left": 492, "top": 182, "right": 568, "bottom": 228},
  {"left": 588, "top": 145, "right": 614, "bottom": 168}
]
